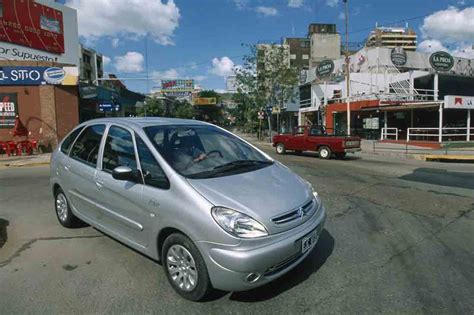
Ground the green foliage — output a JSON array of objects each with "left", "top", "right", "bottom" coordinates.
[
  {"left": 136, "top": 97, "right": 165, "bottom": 117},
  {"left": 232, "top": 43, "right": 298, "bottom": 132}
]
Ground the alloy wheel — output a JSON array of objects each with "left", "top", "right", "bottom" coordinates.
[
  {"left": 166, "top": 245, "right": 198, "bottom": 292},
  {"left": 56, "top": 193, "right": 68, "bottom": 222}
]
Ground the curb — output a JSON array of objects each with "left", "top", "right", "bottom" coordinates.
[
  {"left": 424, "top": 155, "right": 474, "bottom": 163},
  {"left": 0, "top": 161, "right": 50, "bottom": 169}
]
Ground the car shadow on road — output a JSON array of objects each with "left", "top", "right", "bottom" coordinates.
[
  {"left": 228, "top": 229, "right": 335, "bottom": 302},
  {"left": 400, "top": 168, "right": 474, "bottom": 190},
  {"left": 289, "top": 151, "right": 361, "bottom": 161},
  {"left": 0, "top": 218, "right": 9, "bottom": 249}
]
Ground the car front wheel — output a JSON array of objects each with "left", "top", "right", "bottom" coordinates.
[
  {"left": 275, "top": 143, "right": 286, "bottom": 155},
  {"left": 162, "top": 233, "right": 214, "bottom": 301}
]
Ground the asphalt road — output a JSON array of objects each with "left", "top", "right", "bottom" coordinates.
[{"left": 1, "top": 148, "right": 473, "bottom": 314}]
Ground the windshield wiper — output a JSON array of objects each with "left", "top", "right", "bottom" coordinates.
[
  {"left": 186, "top": 160, "right": 273, "bottom": 179},
  {"left": 212, "top": 160, "right": 273, "bottom": 171}
]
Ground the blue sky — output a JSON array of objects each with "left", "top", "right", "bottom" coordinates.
[{"left": 64, "top": 0, "right": 474, "bottom": 94}]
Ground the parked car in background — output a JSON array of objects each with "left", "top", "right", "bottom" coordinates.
[
  {"left": 272, "top": 125, "right": 361, "bottom": 159},
  {"left": 50, "top": 118, "right": 327, "bottom": 301}
]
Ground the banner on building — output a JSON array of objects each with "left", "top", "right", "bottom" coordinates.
[
  {"left": 161, "top": 79, "right": 194, "bottom": 93},
  {"left": 444, "top": 95, "right": 474, "bottom": 109},
  {"left": 0, "top": 66, "right": 78, "bottom": 85},
  {"left": 193, "top": 97, "right": 217, "bottom": 105},
  {"left": 0, "top": 93, "right": 18, "bottom": 128},
  {"left": 0, "top": 0, "right": 65, "bottom": 54}
]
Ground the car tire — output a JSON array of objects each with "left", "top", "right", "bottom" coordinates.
[
  {"left": 275, "top": 143, "right": 286, "bottom": 155},
  {"left": 162, "top": 233, "right": 214, "bottom": 301},
  {"left": 54, "top": 187, "right": 83, "bottom": 228},
  {"left": 318, "top": 146, "right": 332, "bottom": 160},
  {"left": 335, "top": 153, "right": 346, "bottom": 159}
]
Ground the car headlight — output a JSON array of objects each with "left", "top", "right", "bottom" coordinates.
[
  {"left": 211, "top": 207, "right": 268, "bottom": 238},
  {"left": 312, "top": 187, "right": 322, "bottom": 210}
]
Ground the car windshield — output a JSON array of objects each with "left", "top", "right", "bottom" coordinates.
[{"left": 144, "top": 124, "right": 273, "bottom": 178}]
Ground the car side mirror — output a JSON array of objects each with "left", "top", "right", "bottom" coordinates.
[{"left": 112, "top": 166, "right": 142, "bottom": 183}]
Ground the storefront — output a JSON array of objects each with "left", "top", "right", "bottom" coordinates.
[{"left": 0, "top": 61, "right": 79, "bottom": 150}]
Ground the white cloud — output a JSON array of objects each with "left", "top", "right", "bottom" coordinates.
[
  {"left": 451, "top": 43, "right": 474, "bottom": 59},
  {"left": 421, "top": 7, "right": 474, "bottom": 43},
  {"left": 418, "top": 39, "right": 448, "bottom": 54},
  {"left": 255, "top": 6, "right": 278, "bottom": 16},
  {"left": 114, "top": 52, "right": 144, "bottom": 73},
  {"left": 102, "top": 55, "right": 111, "bottom": 66},
  {"left": 111, "top": 38, "right": 120, "bottom": 48},
  {"left": 151, "top": 68, "right": 180, "bottom": 82},
  {"left": 194, "top": 75, "right": 207, "bottom": 81},
  {"left": 326, "top": 0, "right": 339, "bottom": 8},
  {"left": 288, "top": 0, "right": 304, "bottom": 8},
  {"left": 233, "top": 0, "right": 249, "bottom": 9},
  {"left": 66, "top": 0, "right": 180, "bottom": 45},
  {"left": 211, "top": 57, "right": 235, "bottom": 77}
]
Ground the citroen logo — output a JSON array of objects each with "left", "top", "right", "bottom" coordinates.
[{"left": 297, "top": 208, "right": 304, "bottom": 220}]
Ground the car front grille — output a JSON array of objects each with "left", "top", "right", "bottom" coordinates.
[
  {"left": 264, "top": 252, "right": 302, "bottom": 276},
  {"left": 272, "top": 199, "right": 315, "bottom": 225}
]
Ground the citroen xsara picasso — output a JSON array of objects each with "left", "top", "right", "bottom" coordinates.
[{"left": 50, "top": 118, "right": 327, "bottom": 301}]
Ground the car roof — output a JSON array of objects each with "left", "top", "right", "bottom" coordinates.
[{"left": 80, "top": 117, "right": 211, "bottom": 129}]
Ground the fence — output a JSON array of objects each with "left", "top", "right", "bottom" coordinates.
[
  {"left": 381, "top": 128, "right": 398, "bottom": 140},
  {"left": 407, "top": 127, "right": 474, "bottom": 142}
]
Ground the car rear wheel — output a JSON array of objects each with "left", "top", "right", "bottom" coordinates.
[
  {"left": 275, "top": 143, "right": 286, "bottom": 155},
  {"left": 162, "top": 233, "right": 214, "bottom": 301},
  {"left": 318, "top": 146, "right": 332, "bottom": 160},
  {"left": 54, "top": 188, "right": 83, "bottom": 228}
]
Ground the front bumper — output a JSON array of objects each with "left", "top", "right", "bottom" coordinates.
[
  {"left": 197, "top": 204, "right": 327, "bottom": 292},
  {"left": 344, "top": 148, "right": 361, "bottom": 153}
]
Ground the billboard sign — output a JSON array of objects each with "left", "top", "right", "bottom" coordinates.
[
  {"left": 444, "top": 95, "right": 474, "bottom": 109},
  {"left": 430, "top": 51, "right": 454, "bottom": 72},
  {"left": 315, "top": 60, "right": 335, "bottom": 79},
  {"left": 391, "top": 47, "right": 407, "bottom": 67},
  {"left": 194, "top": 97, "right": 217, "bottom": 105},
  {"left": 161, "top": 79, "right": 194, "bottom": 92},
  {"left": 0, "top": 0, "right": 65, "bottom": 54},
  {"left": 0, "top": 66, "right": 78, "bottom": 85},
  {"left": 0, "top": 93, "right": 18, "bottom": 128}
]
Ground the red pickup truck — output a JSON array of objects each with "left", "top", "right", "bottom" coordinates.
[{"left": 272, "top": 126, "right": 361, "bottom": 159}]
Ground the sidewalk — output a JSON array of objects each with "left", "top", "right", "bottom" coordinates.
[{"left": 0, "top": 153, "right": 51, "bottom": 169}]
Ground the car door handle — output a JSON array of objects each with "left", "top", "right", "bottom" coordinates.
[
  {"left": 95, "top": 180, "right": 104, "bottom": 189},
  {"left": 64, "top": 165, "right": 71, "bottom": 171}
]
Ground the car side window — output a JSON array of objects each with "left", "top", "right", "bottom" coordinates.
[
  {"left": 310, "top": 127, "right": 322, "bottom": 136},
  {"left": 295, "top": 127, "right": 305, "bottom": 135},
  {"left": 70, "top": 124, "right": 105, "bottom": 167},
  {"left": 136, "top": 136, "right": 170, "bottom": 190},
  {"left": 60, "top": 126, "right": 84, "bottom": 154},
  {"left": 102, "top": 126, "right": 138, "bottom": 173}
]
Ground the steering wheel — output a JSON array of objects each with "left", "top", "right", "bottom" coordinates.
[{"left": 206, "top": 150, "right": 223, "bottom": 159}]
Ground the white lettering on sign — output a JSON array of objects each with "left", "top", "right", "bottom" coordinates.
[
  {"left": 9, "top": 69, "right": 42, "bottom": 81},
  {"left": 0, "top": 101, "right": 16, "bottom": 112}
]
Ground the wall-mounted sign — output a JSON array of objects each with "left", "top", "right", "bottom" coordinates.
[
  {"left": 299, "top": 70, "right": 307, "bottom": 84},
  {"left": 391, "top": 47, "right": 407, "bottom": 67},
  {"left": 430, "top": 51, "right": 454, "bottom": 72},
  {"left": 161, "top": 79, "right": 194, "bottom": 93},
  {"left": 0, "top": 0, "right": 65, "bottom": 54},
  {"left": 363, "top": 117, "right": 379, "bottom": 130},
  {"left": 0, "top": 93, "right": 18, "bottom": 128},
  {"left": 98, "top": 103, "right": 121, "bottom": 112},
  {"left": 0, "top": 66, "right": 78, "bottom": 85},
  {"left": 444, "top": 95, "right": 474, "bottom": 109},
  {"left": 316, "top": 60, "right": 335, "bottom": 79},
  {"left": 194, "top": 97, "right": 217, "bottom": 105}
]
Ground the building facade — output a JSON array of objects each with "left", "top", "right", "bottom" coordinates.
[
  {"left": 298, "top": 47, "right": 474, "bottom": 143},
  {"left": 284, "top": 38, "right": 311, "bottom": 70},
  {"left": 79, "top": 45, "right": 104, "bottom": 84},
  {"left": 308, "top": 23, "right": 341, "bottom": 68},
  {"left": 366, "top": 25, "right": 417, "bottom": 51}
]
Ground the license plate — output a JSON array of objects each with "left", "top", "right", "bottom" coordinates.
[{"left": 301, "top": 231, "right": 319, "bottom": 253}]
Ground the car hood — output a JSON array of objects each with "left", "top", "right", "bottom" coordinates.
[{"left": 186, "top": 162, "right": 313, "bottom": 234}]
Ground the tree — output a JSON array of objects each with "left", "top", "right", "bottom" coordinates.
[
  {"left": 233, "top": 44, "right": 298, "bottom": 132},
  {"left": 136, "top": 97, "right": 165, "bottom": 117},
  {"left": 195, "top": 90, "right": 224, "bottom": 124},
  {"left": 173, "top": 99, "right": 195, "bottom": 119}
]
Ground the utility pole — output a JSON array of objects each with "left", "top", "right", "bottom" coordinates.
[{"left": 344, "top": 0, "right": 351, "bottom": 136}]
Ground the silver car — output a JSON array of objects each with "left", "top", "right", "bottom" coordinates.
[{"left": 50, "top": 118, "right": 326, "bottom": 301}]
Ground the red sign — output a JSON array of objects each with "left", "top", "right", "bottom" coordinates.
[{"left": 0, "top": 0, "right": 64, "bottom": 54}]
